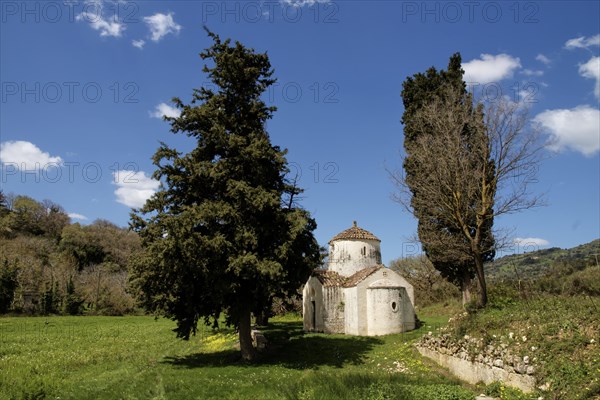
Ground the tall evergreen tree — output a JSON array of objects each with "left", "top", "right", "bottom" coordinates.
[
  {"left": 397, "top": 54, "right": 495, "bottom": 305},
  {"left": 0, "top": 259, "right": 18, "bottom": 313},
  {"left": 130, "top": 30, "right": 320, "bottom": 360}
]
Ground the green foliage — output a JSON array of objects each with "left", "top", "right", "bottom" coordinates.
[
  {"left": 60, "top": 223, "right": 106, "bottom": 269},
  {"left": 40, "top": 199, "right": 70, "bottom": 241},
  {"left": 484, "top": 382, "right": 537, "bottom": 400},
  {"left": 1, "top": 196, "right": 70, "bottom": 240},
  {"left": 286, "top": 376, "right": 474, "bottom": 400},
  {"left": 0, "top": 259, "right": 19, "bottom": 313},
  {"left": 41, "top": 281, "right": 61, "bottom": 315},
  {"left": 64, "top": 276, "right": 83, "bottom": 315},
  {"left": 486, "top": 285, "right": 518, "bottom": 310},
  {"left": 462, "top": 300, "right": 480, "bottom": 315},
  {"left": 130, "top": 30, "right": 321, "bottom": 359},
  {"left": 8, "top": 195, "right": 47, "bottom": 236}
]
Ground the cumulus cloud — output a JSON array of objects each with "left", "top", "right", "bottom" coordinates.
[
  {"left": 565, "top": 34, "right": 600, "bottom": 50},
  {"left": 536, "top": 54, "right": 551, "bottom": 65},
  {"left": 143, "top": 12, "right": 181, "bottom": 42},
  {"left": 0, "top": 140, "right": 63, "bottom": 170},
  {"left": 68, "top": 213, "right": 88, "bottom": 221},
  {"left": 281, "top": 0, "right": 330, "bottom": 7},
  {"left": 534, "top": 105, "right": 600, "bottom": 157},
  {"left": 578, "top": 56, "right": 600, "bottom": 99},
  {"left": 113, "top": 170, "right": 160, "bottom": 208},
  {"left": 150, "top": 103, "right": 181, "bottom": 119},
  {"left": 132, "top": 39, "right": 146, "bottom": 49},
  {"left": 462, "top": 54, "right": 521, "bottom": 84},
  {"left": 513, "top": 237, "right": 550, "bottom": 251},
  {"left": 76, "top": 11, "right": 125, "bottom": 37}
]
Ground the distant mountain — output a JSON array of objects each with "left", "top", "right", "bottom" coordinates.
[{"left": 485, "top": 239, "right": 600, "bottom": 281}]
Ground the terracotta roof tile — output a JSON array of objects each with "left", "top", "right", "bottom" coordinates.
[
  {"left": 313, "top": 270, "right": 346, "bottom": 287},
  {"left": 329, "top": 221, "right": 381, "bottom": 243},
  {"left": 343, "top": 266, "right": 383, "bottom": 287},
  {"left": 312, "top": 265, "right": 384, "bottom": 288}
]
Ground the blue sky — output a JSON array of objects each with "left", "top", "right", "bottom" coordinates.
[{"left": 1, "top": 0, "right": 599, "bottom": 264}]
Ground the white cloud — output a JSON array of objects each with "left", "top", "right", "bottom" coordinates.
[
  {"left": 150, "top": 103, "right": 181, "bottom": 119},
  {"left": 76, "top": 11, "right": 125, "bottom": 38},
  {"left": 112, "top": 170, "right": 160, "bottom": 208},
  {"left": 521, "top": 69, "right": 544, "bottom": 77},
  {"left": 68, "top": 213, "right": 88, "bottom": 221},
  {"left": 534, "top": 105, "right": 600, "bottom": 157},
  {"left": 462, "top": 54, "right": 521, "bottom": 84},
  {"left": 513, "top": 237, "right": 550, "bottom": 251},
  {"left": 565, "top": 34, "right": 600, "bottom": 50},
  {"left": 143, "top": 12, "right": 181, "bottom": 42},
  {"left": 132, "top": 39, "right": 146, "bottom": 49},
  {"left": 0, "top": 141, "right": 63, "bottom": 170},
  {"left": 536, "top": 54, "right": 551, "bottom": 65},
  {"left": 281, "top": 0, "right": 330, "bottom": 7},
  {"left": 578, "top": 56, "right": 600, "bottom": 99}
]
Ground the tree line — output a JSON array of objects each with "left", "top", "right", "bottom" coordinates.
[{"left": 0, "top": 191, "right": 141, "bottom": 315}]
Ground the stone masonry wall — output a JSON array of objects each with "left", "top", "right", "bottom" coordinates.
[{"left": 417, "top": 328, "right": 538, "bottom": 393}]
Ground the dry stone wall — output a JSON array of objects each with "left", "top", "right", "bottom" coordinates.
[{"left": 417, "top": 329, "right": 538, "bottom": 393}]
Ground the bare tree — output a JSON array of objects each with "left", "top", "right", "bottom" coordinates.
[
  {"left": 391, "top": 86, "right": 545, "bottom": 306},
  {"left": 389, "top": 254, "right": 461, "bottom": 306}
]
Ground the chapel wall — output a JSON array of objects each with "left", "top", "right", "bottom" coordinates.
[
  {"left": 328, "top": 239, "right": 382, "bottom": 277},
  {"left": 322, "top": 286, "right": 345, "bottom": 334},
  {"left": 302, "top": 277, "right": 325, "bottom": 332}
]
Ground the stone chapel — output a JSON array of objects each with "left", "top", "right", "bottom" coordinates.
[{"left": 302, "top": 222, "right": 416, "bottom": 336}]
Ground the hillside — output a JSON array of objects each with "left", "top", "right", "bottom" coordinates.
[
  {"left": 418, "top": 238, "right": 600, "bottom": 400},
  {"left": 485, "top": 239, "right": 600, "bottom": 282},
  {"left": 0, "top": 192, "right": 141, "bottom": 316}
]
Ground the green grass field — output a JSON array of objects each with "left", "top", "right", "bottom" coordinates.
[{"left": 0, "top": 314, "right": 476, "bottom": 400}]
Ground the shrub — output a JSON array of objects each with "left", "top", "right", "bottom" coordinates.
[
  {"left": 485, "top": 381, "right": 536, "bottom": 400},
  {"left": 0, "top": 259, "right": 18, "bottom": 313}
]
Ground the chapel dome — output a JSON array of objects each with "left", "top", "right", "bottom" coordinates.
[{"left": 329, "top": 221, "right": 380, "bottom": 243}]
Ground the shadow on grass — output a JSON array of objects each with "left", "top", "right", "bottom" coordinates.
[{"left": 163, "top": 321, "right": 383, "bottom": 370}]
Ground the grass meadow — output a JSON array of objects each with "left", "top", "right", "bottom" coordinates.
[{"left": 0, "top": 313, "right": 476, "bottom": 400}]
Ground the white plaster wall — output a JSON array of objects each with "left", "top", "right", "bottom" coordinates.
[
  {"left": 366, "top": 287, "right": 403, "bottom": 336},
  {"left": 302, "top": 277, "right": 324, "bottom": 332},
  {"left": 401, "top": 286, "right": 416, "bottom": 331},
  {"left": 328, "top": 239, "right": 381, "bottom": 277},
  {"left": 371, "top": 269, "right": 416, "bottom": 310},
  {"left": 303, "top": 278, "right": 345, "bottom": 333},
  {"left": 351, "top": 269, "right": 416, "bottom": 335},
  {"left": 343, "top": 286, "right": 359, "bottom": 335}
]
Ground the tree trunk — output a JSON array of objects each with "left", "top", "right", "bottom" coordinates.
[
  {"left": 238, "top": 308, "right": 256, "bottom": 361},
  {"left": 460, "top": 271, "right": 472, "bottom": 306},
  {"left": 474, "top": 254, "right": 488, "bottom": 307},
  {"left": 255, "top": 310, "right": 269, "bottom": 326}
]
